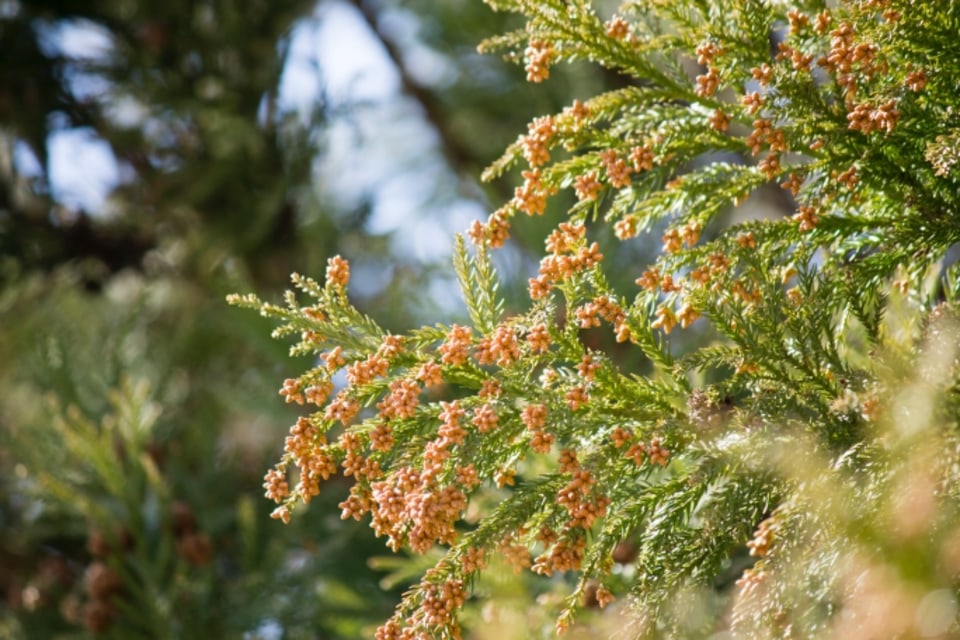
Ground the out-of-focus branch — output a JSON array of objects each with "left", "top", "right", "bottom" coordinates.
[{"left": 347, "top": 0, "right": 480, "bottom": 178}]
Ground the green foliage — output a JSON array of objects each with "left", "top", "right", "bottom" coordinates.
[
  {"left": 452, "top": 235, "right": 504, "bottom": 334},
  {"left": 0, "top": 0, "right": 322, "bottom": 283},
  {"left": 0, "top": 270, "right": 398, "bottom": 639},
  {"left": 236, "top": 1, "right": 960, "bottom": 638}
]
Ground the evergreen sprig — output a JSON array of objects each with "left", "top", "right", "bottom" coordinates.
[{"left": 233, "top": 1, "right": 960, "bottom": 637}]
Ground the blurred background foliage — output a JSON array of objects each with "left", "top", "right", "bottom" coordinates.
[{"left": 0, "top": 0, "right": 631, "bottom": 637}]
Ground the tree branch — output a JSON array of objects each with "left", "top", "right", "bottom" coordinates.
[{"left": 347, "top": 0, "right": 482, "bottom": 178}]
